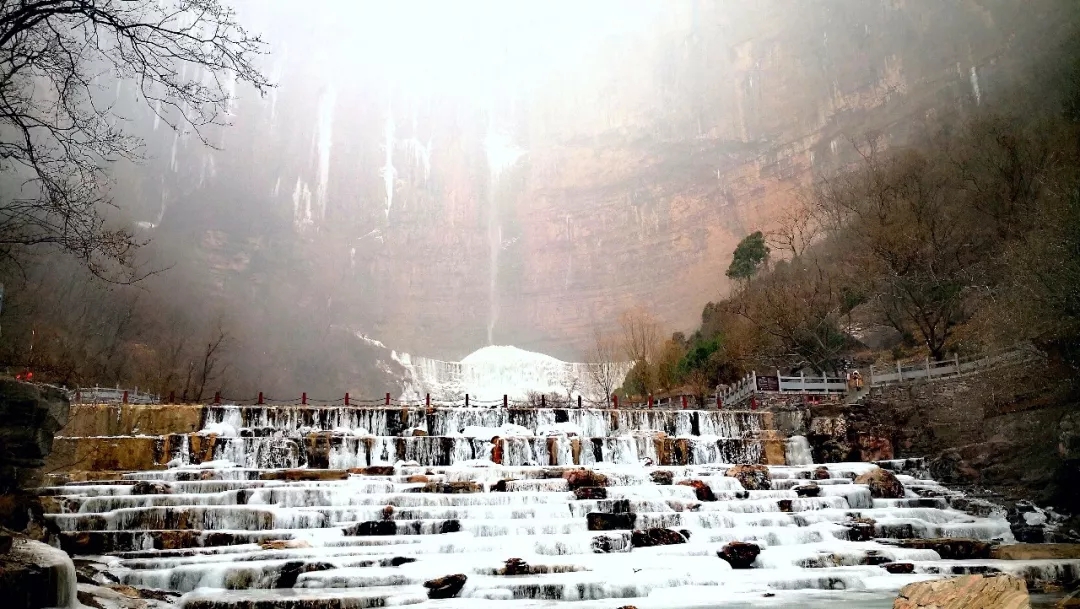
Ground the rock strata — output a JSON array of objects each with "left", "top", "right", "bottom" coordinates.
[
  {"left": 893, "top": 573, "right": 1030, "bottom": 609},
  {"left": 630, "top": 528, "right": 687, "bottom": 548}
]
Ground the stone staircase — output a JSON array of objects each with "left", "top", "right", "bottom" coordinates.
[{"left": 38, "top": 403, "right": 1080, "bottom": 608}]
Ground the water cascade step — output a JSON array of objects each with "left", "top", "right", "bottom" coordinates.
[{"left": 40, "top": 403, "right": 1080, "bottom": 608}]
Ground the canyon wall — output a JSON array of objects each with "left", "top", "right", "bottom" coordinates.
[{"left": 119, "top": 0, "right": 1077, "bottom": 364}]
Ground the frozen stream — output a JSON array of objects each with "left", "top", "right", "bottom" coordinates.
[{"left": 40, "top": 405, "right": 1080, "bottom": 609}]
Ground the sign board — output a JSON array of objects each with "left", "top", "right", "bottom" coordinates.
[{"left": 755, "top": 375, "right": 780, "bottom": 392}]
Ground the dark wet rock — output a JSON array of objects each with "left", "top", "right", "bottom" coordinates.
[
  {"left": 565, "top": 469, "right": 608, "bottom": 489},
  {"left": 631, "top": 528, "right": 687, "bottom": 548},
  {"left": 718, "top": 541, "right": 760, "bottom": 569},
  {"left": 794, "top": 483, "right": 821, "bottom": 498},
  {"left": 896, "top": 538, "right": 992, "bottom": 560},
  {"left": 129, "top": 480, "right": 172, "bottom": 495},
  {"left": 390, "top": 556, "right": 416, "bottom": 566},
  {"left": 424, "top": 573, "right": 467, "bottom": 599},
  {"left": 0, "top": 380, "right": 68, "bottom": 493},
  {"left": 420, "top": 481, "right": 482, "bottom": 494},
  {"left": 491, "top": 479, "right": 510, "bottom": 492},
  {"left": 351, "top": 465, "right": 395, "bottom": 476},
  {"left": 587, "top": 512, "right": 636, "bottom": 531},
  {"left": 591, "top": 534, "right": 617, "bottom": 553},
  {"left": 574, "top": 486, "right": 607, "bottom": 500},
  {"left": 0, "top": 533, "right": 12, "bottom": 554},
  {"left": 275, "top": 560, "right": 334, "bottom": 588},
  {"left": 677, "top": 479, "right": 716, "bottom": 502},
  {"left": 679, "top": 529, "right": 692, "bottom": 540},
  {"left": 650, "top": 470, "right": 673, "bottom": 485},
  {"left": 605, "top": 498, "right": 632, "bottom": 514},
  {"left": 2, "top": 537, "right": 76, "bottom": 609},
  {"left": 928, "top": 449, "right": 980, "bottom": 485},
  {"left": 260, "top": 469, "right": 348, "bottom": 481},
  {"left": 843, "top": 517, "right": 877, "bottom": 542},
  {"left": 343, "top": 520, "right": 397, "bottom": 536},
  {"left": 813, "top": 466, "right": 831, "bottom": 480},
  {"left": 777, "top": 499, "right": 793, "bottom": 512},
  {"left": 726, "top": 464, "right": 772, "bottom": 490},
  {"left": 1005, "top": 500, "right": 1074, "bottom": 543},
  {"left": 439, "top": 519, "right": 461, "bottom": 534},
  {"left": 501, "top": 557, "right": 530, "bottom": 575},
  {"left": 203, "top": 532, "right": 239, "bottom": 547},
  {"left": 854, "top": 467, "right": 905, "bottom": 499},
  {"left": 381, "top": 505, "right": 394, "bottom": 520},
  {"left": 0, "top": 492, "right": 55, "bottom": 541},
  {"left": 884, "top": 562, "right": 915, "bottom": 574}
]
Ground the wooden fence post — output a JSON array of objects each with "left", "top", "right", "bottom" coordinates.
[
  {"left": 344, "top": 393, "right": 350, "bottom": 406},
  {"left": 258, "top": 391, "right": 264, "bottom": 405},
  {"left": 301, "top": 392, "right": 307, "bottom": 405},
  {"left": 925, "top": 357, "right": 931, "bottom": 379}
]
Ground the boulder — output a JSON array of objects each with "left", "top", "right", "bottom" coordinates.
[
  {"left": 813, "top": 466, "right": 832, "bottom": 480},
  {"left": 259, "top": 539, "right": 312, "bottom": 550},
  {"left": 843, "top": 517, "right": 877, "bottom": 542},
  {"left": 725, "top": 464, "right": 772, "bottom": 490},
  {"left": 2, "top": 537, "right": 79, "bottom": 609},
  {"left": 990, "top": 544, "right": 1080, "bottom": 560},
  {"left": 389, "top": 557, "right": 415, "bottom": 567},
  {"left": 406, "top": 475, "right": 430, "bottom": 483},
  {"left": 884, "top": 562, "right": 915, "bottom": 574},
  {"left": 0, "top": 380, "right": 69, "bottom": 493},
  {"left": 928, "top": 449, "right": 981, "bottom": 485},
  {"left": 677, "top": 479, "right": 716, "bottom": 502},
  {"left": 777, "top": 499, "right": 793, "bottom": 513},
  {"left": 893, "top": 573, "right": 1030, "bottom": 609},
  {"left": 424, "top": 573, "right": 467, "bottom": 599},
  {"left": 794, "top": 483, "right": 821, "bottom": 498},
  {"left": 565, "top": 469, "right": 608, "bottom": 490},
  {"left": 129, "top": 480, "right": 172, "bottom": 495},
  {"left": 439, "top": 519, "right": 461, "bottom": 534},
  {"left": 342, "top": 521, "right": 397, "bottom": 536},
  {"left": 896, "top": 538, "right": 992, "bottom": 560},
  {"left": 574, "top": 487, "right": 607, "bottom": 500},
  {"left": 650, "top": 471, "right": 674, "bottom": 485},
  {"left": 491, "top": 480, "right": 510, "bottom": 492},
  {"left": 0, "top": 492, "right": 54, "bottom": 540},
  {"left": 631, "top": 528, "right": 686, "bottom": 548},
  {"left": 381, "top": 505, "right": 395, "bottom": 520},
  {"left": 718, "top": 541, "right": 760, "bottom": 569},
  {"left": 855, "top": 434, "right": 894, "bottom": 461},
  {"left": 501, "top": 558, "right": 530, "bottom": 575},
  {"left": 275, "top": 561, "right": 334, "bottom": 588},
  {"left": 587, "top": 512, "right": 636, "bottom": 531},
  {"left": 854, "top": 467, "right": 905, "bottom": 499}
]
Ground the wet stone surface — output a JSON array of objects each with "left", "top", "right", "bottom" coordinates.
[{"left": 36, "top": 405, "right": 1080, "bottom": 608}]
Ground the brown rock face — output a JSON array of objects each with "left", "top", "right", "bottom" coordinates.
[
  {"left": 726, "top": 465, "right": 772, "bottom": 491},
  {"left": 424, "top": 573, "right": 467, "bottom": 599},
  {"left": 420, "top": 481, "right": 481, "bottom": 494},
  {"left": 989, "top": 544, "right": 1080, "bottom": 560},
  {"left": 587, "top": 512, "right": 636, "bottom": 531},
  {"left": 565, "top": 470, "right": 608, "bottom": 490},
  {"left": 677, "top": 479, "right": 716, "bottom": 502},
  {"left": 631, "top": 528, "right": 687, "bottom": 548},
  {"left": 844, "top": 517, "right": 877, "bottom": 542},
  {"left": 718, "top": 541, "right": 761, "bottom": 569},
  {"left": 813, "top": 467, "right": 831, "bottom": 480},
  {"left": 893, "top": 574, "right": 1030, "bottom": 609},
  {"left": 884, "top": 562, "right": 915, "bottom": 574},
  {"left": 259, "top": 539, "right": 312, "bottom": 550},
  {"left": 349, "top": 465, "right": 395, "bottom": 476},
  {"left": 650, "top": 471, "right": 674, "bottom": 485},
  {"left": 793, "top": 483, "right": 820, "bottom": 497},
  {"left": 855, "top": 468, "right": 904, "bottom": 499}
]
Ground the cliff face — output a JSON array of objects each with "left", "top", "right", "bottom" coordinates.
[{"left": 125, "top": 0, "right": 1076, "bottom": 363}]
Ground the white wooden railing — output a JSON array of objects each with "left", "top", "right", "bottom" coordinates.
[{"left": 868, "top": 349, "right": 1029, "bottom": 386}]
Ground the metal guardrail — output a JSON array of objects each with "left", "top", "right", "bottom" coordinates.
[{"left": 71, "top": 387, "right": 160, "bottom": 404}]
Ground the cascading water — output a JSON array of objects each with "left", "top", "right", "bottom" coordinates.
[
  {"left": 41, "top": 401, "right": 1080, "bottom": 609},
  {"left": 483, "top": 127, "right": 525, "bottom": 345}
]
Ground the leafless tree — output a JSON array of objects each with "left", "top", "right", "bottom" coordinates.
[
  {"left": 192, "top": 316, "right": 230, "bottom": 401},
  {"left": 767, "top": 196, "right": 820, "bottom": 259},
  {"left": 585, "top": 329, "right": 622, "bottom": 406},
  {"left": 0, "top": 0, "right": 270, "bottom": 279}
]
